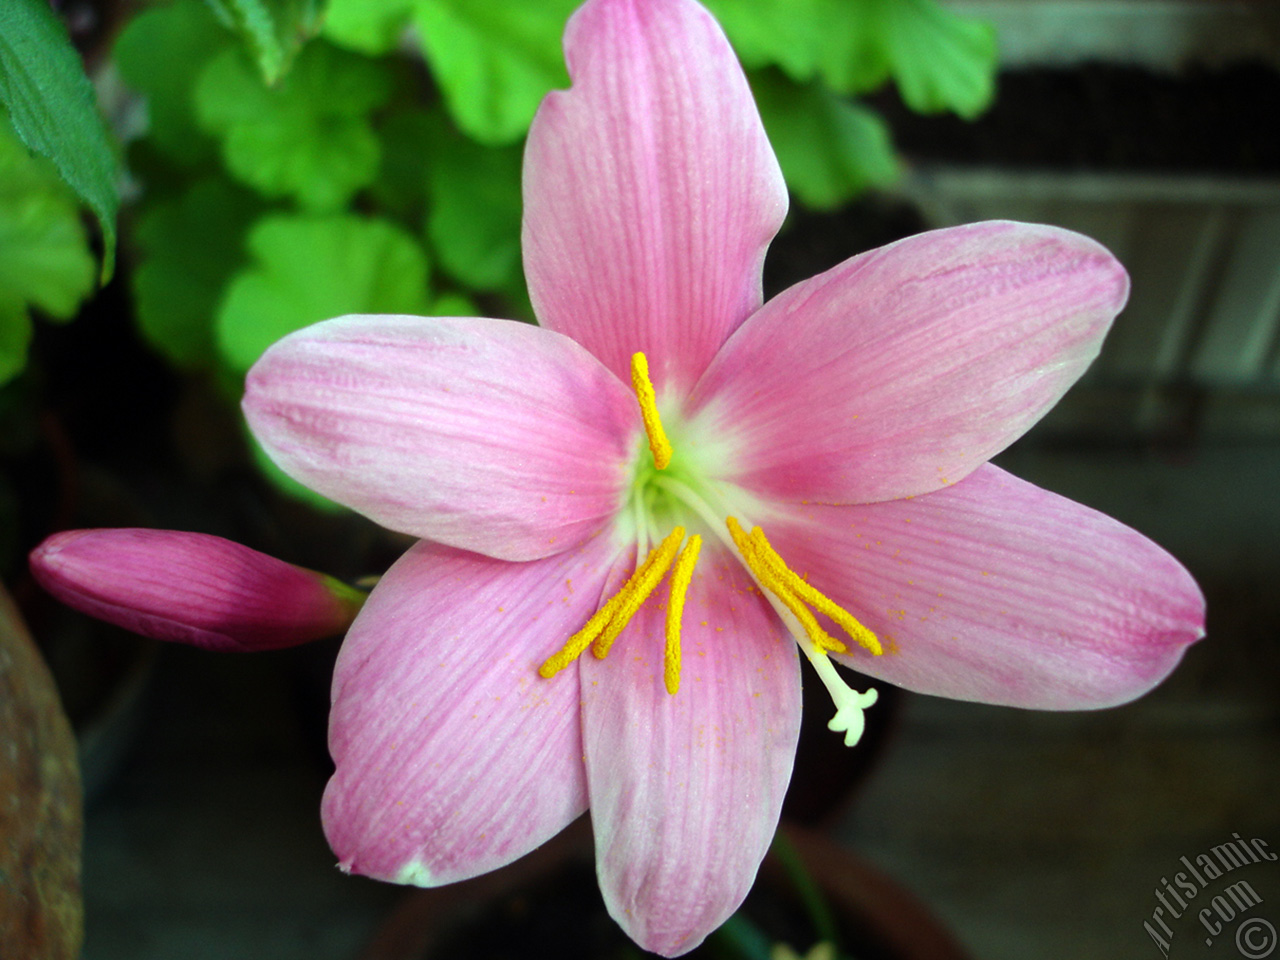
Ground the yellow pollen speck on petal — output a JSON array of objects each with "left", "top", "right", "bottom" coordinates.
[
  {"left": 631, "top": 352, "right": 672, "bottom": 470},
  {"left": 663, "top": 534, "right": 701, "bottom": 695}
]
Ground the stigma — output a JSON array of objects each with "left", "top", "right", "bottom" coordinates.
[{"left": 539, "top": 351, "right": 881, "bottom": 746}]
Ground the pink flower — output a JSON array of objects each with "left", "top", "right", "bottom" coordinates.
[
  {"left": 240, "top": 0, "right": 1204, "bottom": 954},
  {"left": 29, "top": 529, "right": 364, "bottom": 651}
]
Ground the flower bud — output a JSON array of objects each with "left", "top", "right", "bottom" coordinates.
[{"left": 30, "top": 529, "right": 365, "bottom": 652}]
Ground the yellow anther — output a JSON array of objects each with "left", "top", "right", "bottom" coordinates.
[
  {"left": 663, "top": 534, "right": 702, "bottom": 695},
  {"left": 726, "top": 517, "right": 838, "bottom": 650},
  {"left": 591, "top": 528, "right": 685, "bottom": 659},
  {"left": 726, "top": 516, "right": 881, "bottom": 657},
  {"left": 537, "top": 579, "right": 637, "bottom": 678},
  {"left": 749, "top": 525, "right": 881, "bottom": 655},
  {"left": 631, "top": 352, "right": 672, "bottom": 470},
  {"left": 539, "top": 527, "right": 686, "bottom": 678}
]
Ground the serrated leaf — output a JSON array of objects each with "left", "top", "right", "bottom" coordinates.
[
  {"left": 202, "top": 0, "right": 322, "bottom": 84},
  {"left": 0, "top": 114, "right": 96, "bottom": 329},
  {"left": 322, "top": 0, "right": 416, "bottom": 56},
  {"left": 0, "top": 0, "right": 119, "bottom": 280},
  {"left": 113, "top": 1, "right": 228, "bottom": 167},
  {"left": 195, "top": 41, "right": 391, "bottom": 210},
  {"left": 413, "top": 0, "right": 578, "bottom": 145},
  {"left": 875, "top": 0, "right": 996, "bottom": 118},
  {"left": 423, "top": 112, "right": 522, "bottom": 290},
  {"left": 752, "top": 71, "right": 898, "bottom": 210},
  {"left": 216, "top": 213, "right": 431, "bottom": 373},
  {"left": 707, "top": 0, "right": 993, "bottom": 116},
  {"left": 132, "top": 178, "right": 263, "bottom": 368}
]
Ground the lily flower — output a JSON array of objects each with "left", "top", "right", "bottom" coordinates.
[{"left": 238, "top": 0, "right": 1205, "bottom": 954}]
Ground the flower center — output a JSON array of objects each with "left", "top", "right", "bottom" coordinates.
[{"left": 539, "top": 352, "right": 882, "bottom": 745}]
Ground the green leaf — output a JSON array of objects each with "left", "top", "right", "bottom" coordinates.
[
  {"left": 132, "top": 178, "right": 263, "bottom": 368},
  {"left": 195, "top": 41, "right": 392, "bottom": 210},
  {"left": 368, "top": 106, "right": 434, "bottom": 223},
  {"left": 707, "top": 0, "right": 994, "bottom": 116},
  {"left": 216, "top": 213, "right": 431, "bottom": 373},
  {"left": 705, "top": 0, "right": 833, "bottom": 77},
  {"left": 322, "top": 0, "right": 416, "bottom": 56},
  {"left": 431, "top": 292, "right": 478, "bottom": 317},
  {"left": 113, "top": 0, "right": 229, "bottom": 167},
  {"left": 876, "top": 0, "right": 996, "bottom": 119},
  {"left": 423, "top": 112, "right": 523, "bottom": 290},
  {"left": 706, "top": 0, "right": 887, "bottom": 94},
  {"left": 0, "top": 0, "right": 119, "bottom": 280},
  {"left": 413, "top": 0, "right": 578, "bottom": 144},
  {"left": 202, "top": 0, "right": 323, "bottom": 84},
  {"left": 751, "top": 72, "right": 898, "bottom": 210},
  {"left": 0, "top": 111, "right": 96, "bottom": 387},
  {"left": 0, "top": 297, "right": 33, "bottom": 387}
]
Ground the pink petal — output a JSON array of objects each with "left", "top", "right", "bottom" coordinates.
[
  {"left": 767, "top": 465, "right": 1205, "bottom": 709},
  {"left": 323, "top": 532, "right": 628, "bottom": 885},
  {"left": 243, "top": 314, "right": 637, "bottom": 561},
  {"left": 580, "top": 546, "right": 801, "bottom": 957},
  {"left": 29, "top": 529, "right": 361, "bottom": 651},
  {"left": 523, "top": 0, "right": 787, "bottom": 394},
  {"left": 691, "top": 222, "right": 1129, "bottom": 504}
]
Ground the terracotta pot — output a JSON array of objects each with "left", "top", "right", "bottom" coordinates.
[{"left": 359, "top": 820, "right": 970, "bottom": 960}]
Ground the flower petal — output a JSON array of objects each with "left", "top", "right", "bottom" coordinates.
[
  {"left": 29, "top": 528, "right": 361, "bottom": 651},
  {"left": 580, "top": 546, "right": 801, "bottom": 957},
  {"left": 523, "top": 0, "right": 788, "bottom": 394},
  {"left": 692, "top": 222, "right": 1129, "bottom": 504},
  {"left": 322, "top": 533, "right": 627, "bottom": 886},
  {"left": 767, "top": 465, "right": 1205, "bottom": 709},
  {"left": 243, "top": 313, "right": 637, "bottom": 561}
]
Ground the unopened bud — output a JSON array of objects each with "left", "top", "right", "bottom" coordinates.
[{"left": 30, "top": 529, "right": 365, "bottom": 652}]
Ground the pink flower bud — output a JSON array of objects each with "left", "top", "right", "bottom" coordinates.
[{"left": 30, "top": 529, "right": 365, "bottom": 652}]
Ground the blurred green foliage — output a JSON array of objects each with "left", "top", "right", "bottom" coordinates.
[
  {"left": 216, "top": 213, "right": 432, "bottom": 372},
  {"left": 195, "top": 43, "right": 391, "bottom": 209},
  {"left": 203, "top": 0, "right": 323, "bottom": 84},
  {"left": 0, "top": 113, "right": 97, "bottom": 386}
]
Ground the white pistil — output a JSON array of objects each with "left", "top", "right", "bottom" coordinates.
[{"left": 763, "top": 599, "right": 879, "bottom": 747}]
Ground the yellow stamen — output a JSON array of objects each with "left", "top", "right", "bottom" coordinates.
[
  {"left": 725, "top": 518, "right": 842, "bottom": 651},
  {"left": 750, "top": 525, "right": 881, "bottom": 655},
  {"left": 631, "top": 352, "right": 672, "bottom": 470},
  {"left": 538, "top": 527, "right": 686, "bottom": 678},
  {"left": 591, "top": 527, "right": 685, "bottom": 659},
  {"left": 663, "top": 534, "right": 701, "bottom": 694},
  {"left": 726, "top": 516, "right": 881, "bottom": 656}
]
